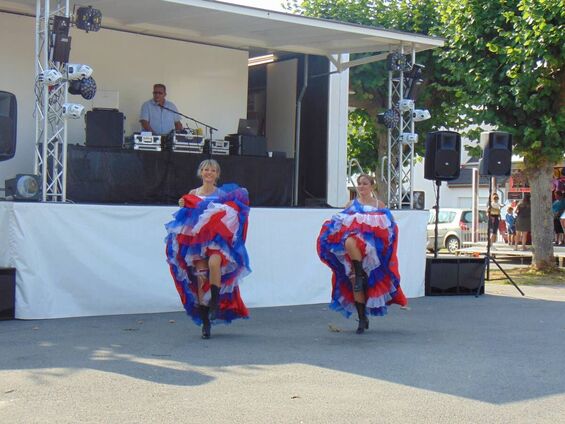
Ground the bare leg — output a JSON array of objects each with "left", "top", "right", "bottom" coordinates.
[
  {"left": 208, "top": 253, "right": 222, "bottom": 320},
  {"left": 193, "top": 259, "right": 209, "bottom": 303},
  {"left": 208, "top": 253, "right": 222, "bottom": 288},
  {"left": 345, "top": 236, "right": 369, "bottom": 333},
  {"left": 193, "top": 259, "right": 211, "bottom": 339}
]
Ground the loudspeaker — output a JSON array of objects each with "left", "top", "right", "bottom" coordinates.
[
  {"left": 0, "top": 268, "right": 15, "bottom": 320},
  {"left": 0, "top": 91, "right": 17, "bottom": 162},
  {"left": 425, "top": 257, "right": 486, "bottom": 295},
  {"left": 52, "top": 16, "right": 71, "bottom": 63},
  {"left": 479, "top": 131, "right": 512, "bottom": 176},
  {"left": 424, "top": 131, "right": 461, "bottom": 181},
  {"left": 85, "top": 109, "right": 125, "bottom": 147},
  {"left": 227, "top": 135, "right": 267, "bottom": 156}
]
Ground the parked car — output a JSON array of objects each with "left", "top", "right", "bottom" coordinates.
[{"left": 427, "top": 208, "right": 489, "bottom": 253}]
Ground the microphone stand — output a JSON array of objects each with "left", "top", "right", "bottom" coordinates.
[{"left": 159, "top": 104, "right": 217, "bottom": 140}]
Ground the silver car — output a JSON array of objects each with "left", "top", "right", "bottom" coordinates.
[{"left": 427, "top": 208, "right": 489, "bottom": 253}]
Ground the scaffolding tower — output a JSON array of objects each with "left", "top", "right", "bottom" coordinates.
[
  {"left": 34, "top": 0, "right": 70, "bottom": 202},
  {"left": 385, "top": 47, "right": 417, "bottom": 210}
]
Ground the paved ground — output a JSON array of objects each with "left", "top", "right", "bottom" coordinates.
[{"left": 1, "top": 283, "right": 565, "bottom": 423}]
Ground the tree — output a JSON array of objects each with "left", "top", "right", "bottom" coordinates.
[{"left": 436, "top": 0, "right": 565, "bottom": 270}]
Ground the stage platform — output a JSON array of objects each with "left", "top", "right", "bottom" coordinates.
[{"left": 0, "top": 202, "right": 428, "bottom": 319}]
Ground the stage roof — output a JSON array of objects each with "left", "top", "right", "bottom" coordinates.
[{"left": 0, "top": 0, "right": 444, "bottom": 70}]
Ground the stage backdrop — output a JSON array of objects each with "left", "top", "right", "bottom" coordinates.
[{"left": 0, "top": 202, "right": 427, "bottom": 319}]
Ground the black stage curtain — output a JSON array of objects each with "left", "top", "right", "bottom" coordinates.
[{"left": 67, "top": 145, "right": 293, "bottom": 206}]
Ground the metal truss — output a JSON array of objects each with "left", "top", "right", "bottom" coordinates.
[
  {"left": 34, "top": 0, "right": 69, "bottom": 202},
  {"left": 385, "top": 47, "right": 416, "bottom": 210}
]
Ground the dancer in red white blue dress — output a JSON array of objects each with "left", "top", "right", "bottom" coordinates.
[
  {"left": 317, "top": 174, "right": 407, "bottom": 334},
  {"left": 165, "top": 159, "right": 250, "bottom": 339}
]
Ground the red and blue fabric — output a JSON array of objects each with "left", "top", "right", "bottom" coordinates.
[
  {"left": 165, "top": 184, "right": 251, "bottom": 325},
  {"left": 317, "top": 199, "right": 407, "bottom": 318}
]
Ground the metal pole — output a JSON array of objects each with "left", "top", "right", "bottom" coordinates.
[{"left": 293, "top": 55, "right": 308, "bottom": 206}]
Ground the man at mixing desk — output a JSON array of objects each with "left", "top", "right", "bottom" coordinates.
[{"left": 139, "top": 83, "right": 183, "bottom": 135}]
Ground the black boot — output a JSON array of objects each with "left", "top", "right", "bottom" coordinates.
[
  {"left": 352, "top": 260, "right": 367, "bottom": 293},
  {"left": 199, "top": 305, "right": 211, "bottom": 339},
  {"left": 209, "top": 285, "right": 220, "bottom": 321},
  {"left": 355, "top": 302, "right": 369, "bottom": 334}
]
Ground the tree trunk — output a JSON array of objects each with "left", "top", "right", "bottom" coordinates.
[{"left": 526, "top": 160, "right": 556, "bottom": 270}]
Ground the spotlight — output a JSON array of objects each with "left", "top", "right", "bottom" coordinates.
[
  {"left": 5, "top": 174, "right": 41, "bottom": 201},
  {"left": 405, "top": 63, "right": 425, "bottom": 79},
  {"left": 62, "top": 103, "right": 85, "bottom": 119},
  {"left": 66, "top": 64, "right": 93, "bottom": 80},
  {"left": 398, "top": 99, "right": 415, "bottom": 112},
  {"left": 38, "top": 69, "right": 63, "bottom": 85},
  {"left": 67, "top": 77, "right": 97, "bottom": 100},
  {"left": 386, "top": 51, "right": 410, "bottom": 72},
  {"left": 75, "top": 6, "right": 102, "bottom": 33},
  {"left": 79, "top": 77, "right": 97, "bottom": 100},
  {"left": 412, "top": 109, "right": 431, "bottom": 122},
  {"left": 400, "top": 133, "right": 418, "bottom": 144},
  {"left": 377, "top": 109, "right": 400, "bottom": 129}
]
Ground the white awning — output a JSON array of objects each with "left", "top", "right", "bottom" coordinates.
[{"left": 0, "top": 0, "right": 444, "bottom": 70}]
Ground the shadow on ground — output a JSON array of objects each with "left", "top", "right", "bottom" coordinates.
[{"left": 1, "top": 287, "right": 564, "bottom": 405}]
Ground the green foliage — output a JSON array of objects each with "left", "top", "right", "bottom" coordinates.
[
  {"left": 284, "top": 0, "right": 453, "bottom": 168},
  {"left": 436, "top": 0, "right": 565, "bottom": 167},
  {"left": 347, "top": 109, "right": 380, "bottom": 172}
]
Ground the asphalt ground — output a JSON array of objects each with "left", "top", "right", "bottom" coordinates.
[{"left": 1, "top": 283, "right": 565, "bottom": 423}]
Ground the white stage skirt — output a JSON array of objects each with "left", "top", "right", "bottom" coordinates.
[{"left": 0, "top": 202, "right": 427, "bottom": 319}]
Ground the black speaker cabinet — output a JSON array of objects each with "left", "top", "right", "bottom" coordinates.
[
  {"left": 0, "top": 91, "right": 17, "bottom": 161},
  {"left": 479, "top": 131, "right": 512, "bottom": 176},
  {"left": 425, "top": 257, "right": 486, "bottom": 296},
  {"left": 228, "top": 135, "right": 267, "bottom": 157},
  {"left": 424, "top": 131, "right": 461, "bottom": 181},
  {"left": 0, "top": 268, "right": 15, "bottom": 320},
  {"left": 85, "top": 109, "right": 125, "bottom": 148}
]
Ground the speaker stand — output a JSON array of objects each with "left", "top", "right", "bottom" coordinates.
[
  {"left": 477, "top": 180, "right": 524, "bottom": 297},
  {"left": 433, "top": 180, "right": 441, "bottom": 258}
]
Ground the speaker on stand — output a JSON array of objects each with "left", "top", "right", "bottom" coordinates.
[
  {"left": 479, "top": 131, "right": 524, "bottom": 296},
  {"left": 424, "top": 131, "right": 461, "bottom": 256}
]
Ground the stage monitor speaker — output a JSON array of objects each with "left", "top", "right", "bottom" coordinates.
[
  {"left": 0, "top": 268, "right": 15, "bottom": 320},
  {"left": 479, "top": 131, "right": 512, "bottom": 176},
  {"left": 85, "top": 109, "right": 125, "bottom": 148},
  {"left": 0, "top": 91, "right": 17, "bottom": 162},
  {"left": 425, "top": 257, "right": 486, "bottom": 296},
  {"left": 227, "top": 135, "right": 267, "bottom": 157},
  {"left": 424, "top": 131, "right": 461, "bottom": 181}
]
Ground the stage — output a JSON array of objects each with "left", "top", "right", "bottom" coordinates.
[{"left": 0, "top": 202, "right": 427, "bottom": 319}]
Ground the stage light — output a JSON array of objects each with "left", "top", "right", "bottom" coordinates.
[
  {"left": 377, "top": 108, "right": 400, "bottom": 129},
  {"left": 75, "top": 6, "right": 102, "bottom": 33},
  {"left": 386, "top": 51, "right": 410, "bottom": 72},
  {"left": 79, "top": 77, "right": 97, "bottom": 100},
  {"left": 67, "top": 77, "right": 97, "bottom": 100},
  {"left": 38, "top": 69, "right": 63, "bottom": 85},
  {"left": 66, "top": 64, "right": 93, "bottom": 80},
  {"left": 398, "top": 99, "right": 415, "bottom": 112},
  {"left": 412, "top": 109, "right": 431, "bottom": 122},
  {"left": 62, "top": 103, "right": 85, "bottom": 119},
  {"left": 5, "top": 174, "right": 41, "bottom": 201},
  {"left": 400, "top": 133, "right": 418, "bottom": 144},
  {"left": 248, "top": 54, "right": 276, "bottom": 67}
]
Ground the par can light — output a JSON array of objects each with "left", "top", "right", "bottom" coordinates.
[{"left": 5, "top": 174, "right": 41, "bottom": 201}]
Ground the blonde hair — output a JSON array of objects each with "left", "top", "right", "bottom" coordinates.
[
  {"left": 197, "top": 159, "right": 221, "bottom": 181},
  {"left": 357, "top": 174, "right": 376, "bottom": 186},
  {"left": 356, "top": 174, "right": 378, "bottom": 199}
]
